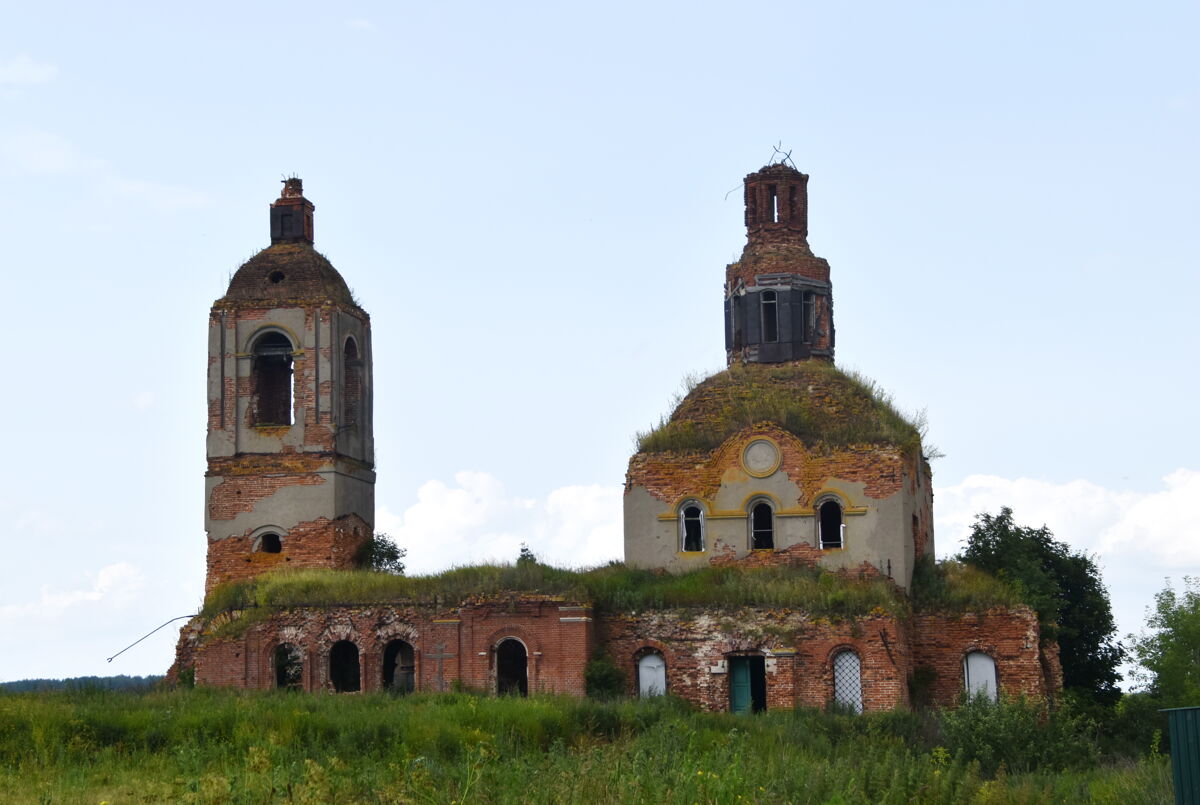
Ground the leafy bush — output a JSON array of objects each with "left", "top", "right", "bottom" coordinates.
[
  {"left": 938, "top": 695, "right": 1098, "bottom": 775},
  {"left": 911, "top": 556, "right": 1024, "bottom": 612},
  {"left": 354, "top": 532, "right": 406, "bottom": 574},
  {"left": 584, "top": 652, "right": 626, "bottom": 700}
]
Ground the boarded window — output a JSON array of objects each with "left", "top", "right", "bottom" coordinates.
[
  {"left": 274, "top": 643, "right": 303, "bottom": 689},
  {"left": 638, "top": 652, "right": 666, "bottom": 698},
  {"left": 761, "top": 291, "right": 779, "bottom": 343},
  {"left": 819, "top": 500, "right": 843, "bottom": 549},
  {"left": 833, "top": 650, "right": 863, "bottom": 713},
  {"left": 382, "top": 639, "right": 415, "bottom": 694},
  {"left": 496, "top": 639, "right": 528, "bottom": 697},
  {"left": 964, "top": 652, "right": 998, "bottom": 702},
  {"left": 751, "top": 502, "right": 774, "bottom": 550},
  {"left": 330, "top": 640, "right": 360, "bottom": 693},
  {"left": 252, "top": 332, "right": 293, "bottom": 426},
  {"left": 680, "top": 504, "right": 704, "bottom": 552},
  {"left": 342, "top": 337, "right": 361, "bottom": 428}
]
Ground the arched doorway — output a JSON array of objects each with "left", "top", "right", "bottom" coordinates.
[
  {"left": 496, "top": 639, "right": 528, "bottom": 696},
  {"left": 329, "top": 640, "right": 360, "bottom": 693},
  {"left": 274, "top": 643, "right": 303, "bottom": 690},
  {"left": 382, "top": 639, "right": 415, "bottom": 694},
  {"left": 638, "top": 652, "right": 666, "bottom": 698}
]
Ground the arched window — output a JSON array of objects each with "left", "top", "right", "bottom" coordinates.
[
  {"left": 751, "top": 501, "right": 774, "bottom": 550},
  {"left": 252, "top": 332, "right": 293, "bottom": 426},
  {"left": 761, "top": 291, "right": 779, "bottom": 343},
  {"left": 963, "top": 652, "right": 998, "bottom": 702},
  {"left": 679, "top": 502, "right": 705, "bottom": 552},
  {"left": 832, "top": 650, "right": 863, "bottom": 714},
  {"left": 819, "top": 499, "right": 844, "bottom": 549},
  {"left": 342, "top": 337, "right": 361, "bottom": 428},
  {"left": 274, "top": 643, "right": 303, "bottom": 689},
  {"left": 329, "top": 640, "right": 360, "bottom": 693},
  {"left": 256, "top": 533, "right": 282, "bottom": 554},
  {"left": 637, "top": 652, "right": 666, "bottom": 698},
  {"left": 382, "top": 639, "right": 415, "bottom": 694}
]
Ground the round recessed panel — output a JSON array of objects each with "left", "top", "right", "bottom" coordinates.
[{"left": 742, "top": 439, "right": 781, "bottom": 477}]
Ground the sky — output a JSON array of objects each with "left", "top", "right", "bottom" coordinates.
[{"left": 0, "top": 1, "right": 1197, "bottom": 684}]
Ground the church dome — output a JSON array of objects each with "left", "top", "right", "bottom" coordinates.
[
  {"left": 215, "top": 178, "right": 363, "bottom": 311},
  {"left": 636, "top": 361, "right": 922, "bottom": 456},
  {"left": 218, "top": 242, "right": 359, "bottom": 309}
]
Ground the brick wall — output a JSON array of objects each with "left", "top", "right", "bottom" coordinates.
[
  {"left": 205, "top": 514, "right": 370, "bottom": 591},
  {"left": 910, "top": 608, "right": 1053, "bottom": 706},
  {"left": 180, "top": 599, "right": 1057, "bottom": 712}
]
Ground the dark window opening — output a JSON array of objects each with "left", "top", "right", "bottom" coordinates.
[
  {"left": 274, "top": 643, "right": 303, "bottom": 689},
  {"left": 268, "top": 271, "right": 286, "bottom": 284},
  {"left": 729, "top": 655, "right": 767, "bottom": 714},
  {"left": 330, "top": 640, "right": 360, "bottom": 693},
  {"left": 496, "top": 638, "right": 528, "bottom": 696},
  {"left": 383, "top": 639, "right": 415, "bottom": 694},
  {"left": 819, "top": 500, "right": 843, "bottom": 549},
  {"left": 343, "top": 337, "right": 361, "bottom": 429},
  {"left": 751, "top": 502, "right": 774, "bottom": 550},
  {"left": 258, "top": 533, "right": 282, "bottom": 554},
  {"left": 252, "top": 332, "right": 293, "bottom": 426},
  {"left": 801, "top": 292, "right": 815, "bottom": 344},
  {"left": 767, "top": 184, "right": 778, "bottom": 222},
  {"left": 681, "top": 504, "right": 704, "bottom": 552},
  {"left": 761, "top": 291, "right": 778, "bottom": 343}
]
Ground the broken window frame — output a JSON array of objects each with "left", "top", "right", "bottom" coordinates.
[
  {"left": 679, "top": 501, "right": 705, "bottom": 552},
  {"left": 818, "top": 498, "right": 845, "bottom": 550},
  {"left": 750, "top": 499, "right": 775, "bottom": 550},
  {"left": 251, "top": 330, "right": 295, "bottom": 427}
]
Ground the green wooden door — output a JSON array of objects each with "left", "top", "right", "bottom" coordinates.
[{"left": 729, "top": 657, "right": 751, "bottom": 714}]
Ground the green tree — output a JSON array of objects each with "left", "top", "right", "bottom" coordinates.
[
  {"left": 1129, "top": 577, "right": 1200, "bottom": 705},
  {"left": 356, "top": 532, "right": 406, "bottom": 574},
  {"left": 960, "top": 507, "right": 1123, "bottom": 705}
]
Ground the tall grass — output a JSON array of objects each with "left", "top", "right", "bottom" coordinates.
[{"left": 0, "top": 688, "right": 1171, "bottom": 804}]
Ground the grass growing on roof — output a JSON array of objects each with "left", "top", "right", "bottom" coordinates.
[
  {"left": 910, "top": 557, "right": 1026, "bottom": 613},
  {"left": 635, "top": 362, "right": 926, "bottom": 454},
  {"left": 201, "top": 561, "right": 908, "bottom": 629}
]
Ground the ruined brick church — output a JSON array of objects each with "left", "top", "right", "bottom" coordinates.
[{"left": 173, "top": 165, "right": 1060, "bottom": 712}]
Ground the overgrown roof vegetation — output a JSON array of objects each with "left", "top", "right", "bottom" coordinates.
[
  {"left": 910, "top": 557, "right": 1026, "bottom": 613},
  {"left": 202, "top": 561, "right": 907, "bottom": 625},
  {"left": 635, "top": 362, "right": 929, "bottom": 455},
  {"left": 201, "top": 557, "right": 1028, "bottom": 640}
]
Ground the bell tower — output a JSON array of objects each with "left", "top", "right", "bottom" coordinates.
[
  {"left": 204, "top": 178, "right": 375, "bottom": 591},
  {"left": 725, "top": 162, "right": 834, "bottom": 364}
]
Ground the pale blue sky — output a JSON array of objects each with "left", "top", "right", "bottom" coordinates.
[{"left": 0, "top": 1, "right": 1196, "bottom": 682}]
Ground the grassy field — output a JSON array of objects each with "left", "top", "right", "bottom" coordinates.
[{"left": 0, "top": 687, "right": 1173, "bottom": 804}]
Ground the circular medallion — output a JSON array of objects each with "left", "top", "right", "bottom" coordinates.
[{"left": 742, "top": 438, "right": 781, "bottom": 477}]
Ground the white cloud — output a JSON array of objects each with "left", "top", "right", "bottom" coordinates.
[
  {"left": 0, "top": 562, "right": 144, "bottom": 623},
  {"left": 0, "top": 127, "right": 209, "bottom": 210},
  {"left": 378, "top": 472, "right": 622, "bottom": 574},
  {"left": 0, "top": 54, "right": 57, "bottom": 86},
  {"left": 935, "top": 469, "right": 1200, "bottom": 685}
]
